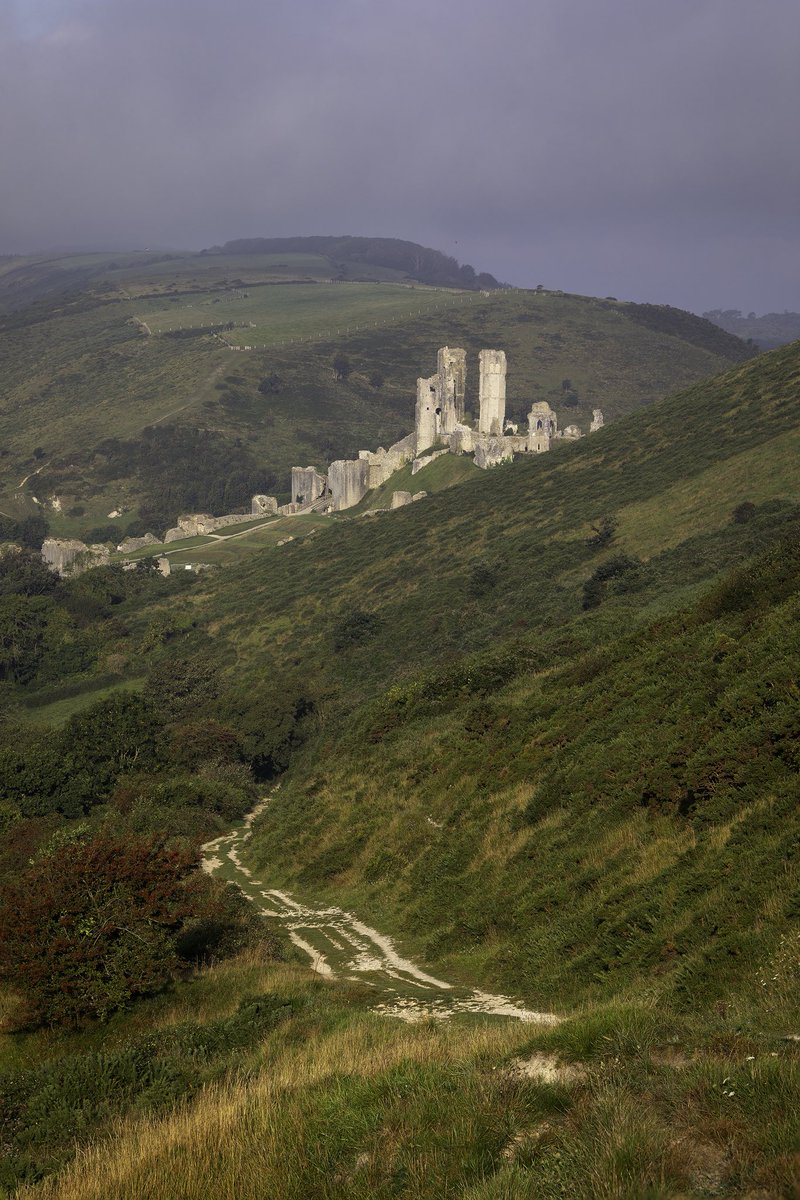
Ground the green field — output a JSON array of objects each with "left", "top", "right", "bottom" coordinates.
[
  {"left": 20, "top": 677, "right": 146, "bottom": 727},
  {"left": 140, "top": 281, "right": 480, "bottom": 347},
  {"left": 162, "top": 513, "right": 330, "bottom": 567}
]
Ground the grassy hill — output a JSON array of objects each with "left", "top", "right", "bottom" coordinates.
[
  {"left": 0, "top": 253, "right": 752, "bottom": 542},
  {"left": 1, "top": 341, "right": 799, "bottom": 1197}
]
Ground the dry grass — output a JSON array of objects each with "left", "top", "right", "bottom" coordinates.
[{"left": 19, "top": 1018, "right": 532, "bottom": 1200}]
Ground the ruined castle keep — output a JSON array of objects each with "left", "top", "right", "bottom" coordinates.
[{"left": 261, "top": 348, "right": 603, "bottom": 516}]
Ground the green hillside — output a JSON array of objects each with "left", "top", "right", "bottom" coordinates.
[
  {"left": 1, "top": 341, "right": 798, "bottom": 1199},
  {"left": 0, "top": 258, "right": 752, "bottom": 542},
  {"left": 3, "top": 275, "right": 799, "bottom": 1198}
]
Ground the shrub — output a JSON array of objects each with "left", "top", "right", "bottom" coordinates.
[
  {"left": 0, "top": 832, "right": 200, "bottom": 1026},
  {"left": 732, "top": 501, "right": 757, "bottom": 524},
  {"left": 586, "top": 514, "right": 618, "bottom": 548},
  {"left": 146, "top": 657, "right": 220, "bottom": 720},
  {"left": 467, "top": 561, "right": 498, "bottom": 597},
  {"left": 582, "top": 553, "right": 642, "bottom": 609},
  {"left": 332, "top": 353, "right": 352, "bottom": 380},
  {"left": 258, "top": 373, "right": 283, "bottom": 395},
  {"left": 333, "top": 608, "right": 381, "bottom": 650}
]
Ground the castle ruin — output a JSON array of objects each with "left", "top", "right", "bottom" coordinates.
[{"left": 258, "top": 347, "right": 603, "bottom": 516}]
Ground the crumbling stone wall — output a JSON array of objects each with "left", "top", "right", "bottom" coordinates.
[
  {"left": 164, "top": 512, "right": 261, "bottom": 542},
  {"left": 290, "top": 467, "right": 327, "bottom": 506},
  {"left": 359, "top": 435, "right": 415, "bottom": 489},
  {"left": 118, "top": 534, "right": 161, "bottom": 554},
  {"left": 251, "top": 495, "right": 279, "bottom": 515},
  {"left": 528, "top": 401, "right": 558, "bottom": 453},
  {"left": 328, "top": 457, "right": 370, "bottom": 511},
  {"left": 415, "top": 374, "right": 441, "bottom": 454}
]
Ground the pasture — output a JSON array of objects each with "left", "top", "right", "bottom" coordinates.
[{"left": 139, "top": 282, "right": 483, "bottom": 348}]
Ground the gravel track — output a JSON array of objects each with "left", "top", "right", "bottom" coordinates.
[{"left": 202, "top": 799, "right": 558, "bottom": 1025}]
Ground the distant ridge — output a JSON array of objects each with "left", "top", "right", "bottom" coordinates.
[
  {"left": 703, "top": 307, "right": 800, "bottom": 350},
  {"left": 204, "top": 235, "right": 501, "bottom": 290}
]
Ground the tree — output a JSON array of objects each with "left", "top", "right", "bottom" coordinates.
[
  {"left": 0, "top": 514, "right": 50, "bottom": 551},
  {"left": 0, "top": 595, "right": 54, "bottom": 683},
  {"left": 62, "top": 692, "right": 163, "bottom": 809},
  {"left": 0, "top": 550, "right": 58, "bottom": 597},
  {"left": 0, "top": 832, "right": 200, "bottom": 1025},
  {"left": 332, "top": 353, "right": 352, "bottom": 381}
]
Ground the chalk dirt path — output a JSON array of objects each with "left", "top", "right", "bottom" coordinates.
[{"left": 202, "top": 799, "right": 558, "bottom": 1026}]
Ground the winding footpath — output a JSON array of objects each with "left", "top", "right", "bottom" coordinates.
[{"left": 202, "top": 799, "right": 558, "bottom": 1026}]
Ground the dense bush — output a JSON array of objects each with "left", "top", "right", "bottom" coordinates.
[
  {"left": 582, "top": 552, "right": 643, "bottom": 609},
  {"left": 332, "top": 608, "right": 382, "bottom": 649},
  {"left": 0, "top": 514, "right": 49, "bottom": 550},
  {"left": 87, "top": 426, "right": 277, "bottom": 534},
  {"left": 586, "top": 514, "right": 618, "bottom": 548},
  {"left": 0, "top": 832, "right": 201, "bottom": 1026},
  {"left": 0, "top": 549, "right": 58, "bottom": 597}
]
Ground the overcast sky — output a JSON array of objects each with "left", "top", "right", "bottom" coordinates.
[{"left": 1, "top": 0, "right": 798, "bottom": 312}]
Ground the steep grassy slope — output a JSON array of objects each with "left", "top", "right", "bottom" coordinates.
[
  {"left": 12, "top": 956, "right": 797, "bottom": 1200},
  {"left": 159, "top": 340, "right": 800, "bottom": 1010},
  {"left": 2, "top": 345, "right": 799, "bottom": 1200},
  {"left": 0, "top": 267, "right": 750, "bottom": 537},
  {"left": 3, "top": 345, "right": 796, "bottom": 1200}
]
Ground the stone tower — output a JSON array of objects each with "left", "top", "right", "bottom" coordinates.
[
  {"left": 478, "top": 349, "right": 506, "bottom": 435},
  {"left": 415, "top": 375, "right": 440, "bottom": 454},
  {"left": 590, "top": 408, "right": 604, "bottom": 433},
  {"left": 437, "top": 347, "right": 466, "bottom": 434}
]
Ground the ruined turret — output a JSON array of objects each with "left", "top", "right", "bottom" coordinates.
[
  {"left": 415, "top": 375, "right": 441, "bottom": 454},
  {"left": 478, "top": 350, "right": 506, "bottom": 435},
  {"left": 527, "top": 401, "right": 558, "bottom": 453},
  {"left": 437, "top": 347, "right": 466, "bottom": 434}
]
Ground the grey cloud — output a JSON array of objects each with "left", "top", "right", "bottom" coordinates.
[{"left": 0, "top": 0, "right": 798, "bottom": 311}]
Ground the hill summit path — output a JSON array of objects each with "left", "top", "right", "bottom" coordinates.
[{"left": 202, "top": 798, "right": 558, "bottom": 1025}]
